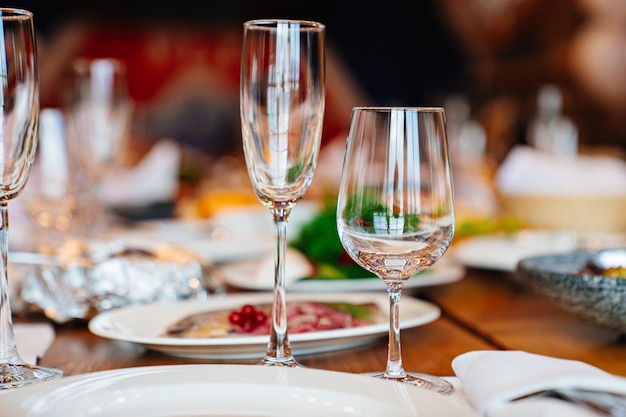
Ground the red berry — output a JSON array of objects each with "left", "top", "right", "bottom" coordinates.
[
  {"left": 241, "top": 321, "right": 254, "bottom": 332},
  {"left": 241, "top": 304, "right": 256, "bottom": 317},
  {"left": 228, "top": 311, "right": 243, "bottom": 326},
  {"left": 228, "top": 304, "right": 270, "bottom": 333},
  {"left": 254, "top": 311, "right": 267, "bottom": 324}
]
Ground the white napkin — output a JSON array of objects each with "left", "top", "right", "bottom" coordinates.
[
  {"left": 495, "top": 145, "right": 626, "bottom": 195},
  {"left": 452, "top": 350, "right": 626, "bottom": 417},
  {"left": 252, "top": 247, "right": 314, "bottom": 287},
  {"left": 101, "top": 139, "right": 181, "bottom": 207},
  {"left": 14, "top": 323, "right": 56, "bottom": 365}
]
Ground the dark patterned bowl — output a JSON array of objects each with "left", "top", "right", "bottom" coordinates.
[{"left": 516, "top": 248, "right": 626, "bottom": 334}]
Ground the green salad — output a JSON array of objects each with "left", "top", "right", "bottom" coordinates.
[{"left": 289, "top": 198, "right": 375, "bottom": 280}]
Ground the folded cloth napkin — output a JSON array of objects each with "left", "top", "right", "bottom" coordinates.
[
  {"left": 495, "top": 145, "right": 626, "bottom": 196},
  {"left": 14, "top": 323, "right": 56, "bottom": 365},
  {"left": 452, "top": 350, "right": 626, "bottom": 417},
  {"left": 101, "top": 139, "right": 181, "bottom": 208}
]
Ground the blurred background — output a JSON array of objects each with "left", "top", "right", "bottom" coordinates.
[
  {"left": 10, "top": 0, "right": 626, "bottom": 153},
  {"left": 5, "top": 0, "right": 626, "bottom": 224},
  {"left": 6, "top": 0, "right": 626, "bottom": 324}
]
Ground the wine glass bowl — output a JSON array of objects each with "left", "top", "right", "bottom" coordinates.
[
  {"left": 69, "top": 57, "right": 132, "bottom": 176},
  {"left": 336, "top": 107, "right": 454, "bottom": 393},
  {"left": 0, "top": 7, "right": 64, "bottom": 389},
  {"left": 240, "top": 19, "right": 325, "bottom": 366},
  {"left": 19, "top": 108, "right": 81, "bottom": 251},
  {"left": 66, "top": 57, "right": 133, "bottom": 233}
]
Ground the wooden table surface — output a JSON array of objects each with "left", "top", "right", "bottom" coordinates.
[{"left": 34, "top": 266, "right": 626, "bottom": 378}]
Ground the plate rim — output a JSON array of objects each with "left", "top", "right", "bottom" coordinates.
[
  {"left": 0, "top": 363, "right": 476, "bottom": 417},
  {"left": 221, "top": 259, "right": 465, "bottom": 292},
  {"left": 88, "top": 292, "right": 440, "bottom": 357},
  {"left": 452, "top": 232, "right": 626, "bottom": 272}
]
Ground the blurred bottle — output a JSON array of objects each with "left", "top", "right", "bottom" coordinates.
[
  {"left": 446, "top": 95, "right": 487, "bottom": 164},
  {"left": 527, "top": 85, "right": 578, "bottom": 158},
  {"left": 445, "top": 95, "right": 498, "bottom": 217}
]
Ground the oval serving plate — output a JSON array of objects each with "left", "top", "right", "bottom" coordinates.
[{"left": 88, "top": 292, "right": 440, "bottom": 359}]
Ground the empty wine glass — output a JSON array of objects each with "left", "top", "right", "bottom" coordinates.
[
  {"left": 19, "top": 108, "right": 83, "bottom": 252},
  {"left": 0, "top": 7, "right": 64, "bottom": 389},
  {"left": 336, "top": 107, "right": 455, "bottom": 393},
  {"left": 240, "top": 19, "right": 325, "bottom": 367},
  {"left": 66, "top": 57, "right": 133, "bottom": 234}
]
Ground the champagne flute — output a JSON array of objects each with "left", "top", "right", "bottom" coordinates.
[
  {"left": 240, "top": 19, "right": 325, "bottom": 367},
  {"left": 66, "top": 57, "right": 133, "bottom": 234},
  {"left": 336, "top": 107, "right": 455, "bottom": 393},
  {"left": 0, "top": 7, "right": 64, "bottom": 389}
]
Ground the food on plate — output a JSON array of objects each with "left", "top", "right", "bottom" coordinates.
[
  {"left": 581, "top": 262, "right": 626, "bottom": 278},
  {"left": 176, "top": 189, "right": 258, "bottom": 218},
  {"left": 289, "top": 198, "right": 374, "bottom": 280},
  {"left": 253, "top": 247, "right": 316, "bottom": 287},
  {"left": 453, "top": 214, "right": 523, "bottom": 242},
  {"left": 579, "top": 248, "right": 626, "bottom": 278},
  {"left": 163, "top": 301, "right": 383, "bottom": 338}
]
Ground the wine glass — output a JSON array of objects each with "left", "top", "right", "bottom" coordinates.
[
  {"left": 240, "top": 19, "right": 325, "bottom": 367},
  {"left": 19, "top": 108, "right": 83, "bottom": 252},
  {"left": 66, "top": 57, "right": 133, "bottom": 234},
  {"left": 0, "top": 7, "right": 64, "bottom": 389},
  {"left": 336, "top": 107, "right": 455, "bottom": 393}
]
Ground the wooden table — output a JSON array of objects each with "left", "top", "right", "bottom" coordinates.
[{"left": 34, "top": 267, "right": 626, "bottom": 378}]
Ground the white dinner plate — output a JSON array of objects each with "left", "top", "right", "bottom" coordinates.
[
  {"left": 0, "top": 364, "right": 476, "bottom": 417},
  {"left": 450, "top": 231, "right": 626, "bottom": 272},
  {"left": 221, "top": 258, "right": 465, "bottom": 293},
  {"left": 88, "top": 292, "right": 440, "bottom": 359},
  {"left": 110, "top": 209, "right": 273, "bottom": 263},
  {"left": 110, "top": 202, "right": 319, "bottom": 263}
]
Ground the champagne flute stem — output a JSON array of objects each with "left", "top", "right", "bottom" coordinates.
[
  {"left": 84, "top": 175, "right": 108, "bottom": 235},
  {"left": 262, "top": 205, "right": 298, "bottom": 366},
  {"left": 0, "top": 201, "right": 20, "bottom": 365},
  {"left": 385, "top": 288, "right": 406, "bottom": 379}
]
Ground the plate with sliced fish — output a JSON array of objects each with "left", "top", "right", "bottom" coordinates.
[{"left": 88, "top": 292, "right": 440, "bottom": 359}]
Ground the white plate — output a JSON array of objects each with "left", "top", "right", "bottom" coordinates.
[
  {"left": 0, "top": 364, "right": 476, "bottom": 417},
  {"left": 221, "top": 258, "right": 465, "bottom": 292},
  {"left": 110, "top": 202, "right": 319, "bottom": 263},
  {"left": 88, "top": 292, "right": 440, "bottom": 359},
  {"left": 451, "top": 232, "right": 626, "bottom": 271},
  {"left": 110, "top": 209, "right": 273, "bottom": 263}
]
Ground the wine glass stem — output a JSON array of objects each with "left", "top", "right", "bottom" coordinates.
[
  {"left": 386, "top": 288, "right": 406, "bottom": 378},
  {"left": 84, "top": 176, "right": 108, "bottom": 235},
  {"left": 0, "top": 201, "right": 21, "bottom": 364},
  {"left": 263, "top": 205, "right": 295, "bottom": 364}
]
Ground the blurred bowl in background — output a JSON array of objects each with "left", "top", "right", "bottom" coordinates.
[
  {"left": 499, "top": 193, "right": 626, "bottom": 234},
  {"left": 516, "top": 248, "right": 626, "bottom": 334}
]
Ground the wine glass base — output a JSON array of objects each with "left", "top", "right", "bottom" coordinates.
[
  {"left": 0, "top": 362, "right": 63, "bottom": 390},
  {"left": 364, "top": 371, "right": 454, "bottom": 395},
  {"left": 259, "top": 356, "right": 303, "bottom": 368}
]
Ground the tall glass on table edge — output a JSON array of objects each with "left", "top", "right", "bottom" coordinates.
[
  {"left": 0, "top": 7, "right": 64, "bottom": 389},
  {"left": 240, "top": 19, "right": 325, "bottom": 367}
]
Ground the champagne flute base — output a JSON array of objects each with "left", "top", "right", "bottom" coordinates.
[
  {"left": 259, "top": 356, "right": 303, "bottom": 368},
  {"left": 0, "top": 362, "right": 63, "bottom": 390},
  {"left": 363, "top": 371, "right": 454, "bottom": 394}
]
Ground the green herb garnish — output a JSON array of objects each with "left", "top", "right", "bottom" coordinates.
[{"left": 290, "top": 196, "right": 376, "bottom": 280}]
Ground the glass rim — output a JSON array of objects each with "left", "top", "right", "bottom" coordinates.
[
  {"left": 0, "top": 7, "right": 34, "bottom": 20},
  {"left": 244, "top": 19, "right": 325, "bottom": 30},
  {"left": 352, "top": 106, "right": 444, "bottom": 113}
]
